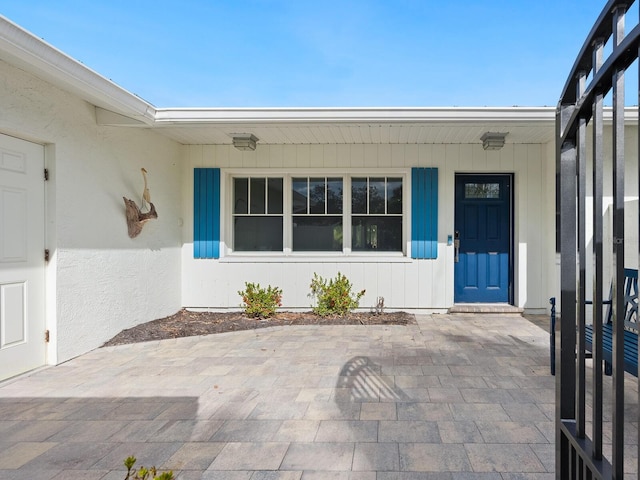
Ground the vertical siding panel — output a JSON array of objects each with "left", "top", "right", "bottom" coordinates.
[
  {"left": 417, "top": 144, "right": 431, "bottom": 167},
  {"left": 377, "top": 263, "right": 393, "bottom": 308},
  {"left": 405, "top": 144, "right": 419, "bottom": 168},
  {"left": 391, "top": 144, "right": 404, "bottom": 168},
  {"left": 350, "top": 263, "right": 366, "bottom": 306},
  {"left": 324, "top": 144, "right": 338, "bottom": 168},
  {"left": 336, "top": 144, "right": 349, "bottom": 169},
  {"left": 296, "top": 145, "right": 311, "bottom": 168},
  {"left": 418, "top": 258, "right": 433, "bottom": 307},
  {"left": 364, "top": 263, "right": 378, "bottom": 308},
  {"left": 309, "top": 145, "right": 323, "bottom": 168},
  {"left": 189, "top": 145, "right": 204, "bottom": 167},
  {"left": 514, "top": 144, "right": 528, "bottom": 307},
  {"left": 391, "top": 263, "right": 405, "bottom": 309},
  {"left": 350, "top": 144, "right": 365, "bottom": 168},
  {"left": 404, "top": 262, "right": 420, "bottom": 308},
  {"left": 486, "top": 148, "right": 501, "bottom": 172},
  {"left": 244, "top": 150, "right": 259, "bottom": 168},
  {"left": 472, "top": 144, "right": 487, "bottom": 170},
  {"left": 378, "top": 144, "right": 392, "bottom": 168},
  {"left": 364, "top": 144, "right": 378, "bottom": 168},
  {"left": 269, "top": 144, "right": 284, "bottom": 168},
  {"left": 458, "top": 144, "right": 473, "bottom": 171},
  {"left": 500, "top": 144, "right": 515, "bottom": 171},
  {"left": 225, "top": 144, "right": 240, "bottom": 166},
  {"left": 283, "top": 145, "right": 296, "bottom": 169}
]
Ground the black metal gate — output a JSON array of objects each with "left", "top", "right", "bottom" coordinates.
[{"left": 556, "top": 1, "right": 640, "bottom": 478}]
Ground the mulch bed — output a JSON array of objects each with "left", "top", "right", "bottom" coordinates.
[{"left": 102, "top": 309, "right": 416, "bottom": 347}]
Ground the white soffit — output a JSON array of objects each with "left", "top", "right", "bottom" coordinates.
[{"left": 151, "top": 107, "right": 556, "bottom": 145}]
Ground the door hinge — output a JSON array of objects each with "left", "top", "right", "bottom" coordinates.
[
  {"left": 44, "top": 168, "right": 49, "bottom": 181},
  {"left": 45, "top": 330, "right": 50, "bottom": 343},
  {"left": 44, "top": 249, "right": 50, "bottom": 262}
]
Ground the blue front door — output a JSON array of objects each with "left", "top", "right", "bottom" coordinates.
[{"left": 454, "top": 174, "right": 512, "bottom": 303}]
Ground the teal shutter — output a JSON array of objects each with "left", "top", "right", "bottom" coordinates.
[
  {"left": 411, "top": 167, "right": 438, "bottom": 259},
  {"left": 194, "top": 168, "right": 220, "bottom": 259}
]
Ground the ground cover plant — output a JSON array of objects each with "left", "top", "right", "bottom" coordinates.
[
  {"left": 309, "top": 272, "right": 366, "bottom": 316},
  {"left": 238, "top": 282, "right": 282, "bottom": 318}
]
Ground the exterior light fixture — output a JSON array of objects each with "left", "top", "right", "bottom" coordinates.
[
  {"left": 232, "top": 134, "right": 258, "bottom": 151},
  {"left": 480, "top": 132, "right": 508, "bottom": 150}
]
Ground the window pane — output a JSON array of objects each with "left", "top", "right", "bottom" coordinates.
[
  {"left": 352, "top": 178, "right": 367, "bottom": 214},
  {"left": 309, "top": 178, "right": 325, "bottom": 214},
  {"left": 268, "top": 178, "right": 283, "bottom": 214},
  {"left": 292, "top": 178, "right": 307, "bottom": 214},
  {"left": 250, "top": 178, "right": 266, "bottom": 214},
  {"left": 369, "top": 178, "right": 386, "bottom": 214},
  {"left": 465, "top": 183, "right": 500, "bottom": 199},
  {"left": 293, "top": 216, "right": 342, "bottom": 251},
  {"left": 234, "top": 217, "right": 283, "bottom": 251},
  {"left": 234, "top": 178, "right": 248, "bottom": 214},
  {"left": 327, "top": 178, "right": 343, "bottom": 214},
  {"left": 387, "top": 178, "right": 403, "bottom": 214},
  {"left": 352, "top": 216, "right": 402, "bottom": 251}
]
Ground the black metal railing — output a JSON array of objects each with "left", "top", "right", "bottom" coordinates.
[{"left": 556, "top": 1, "right": 640, "bottom": 478}]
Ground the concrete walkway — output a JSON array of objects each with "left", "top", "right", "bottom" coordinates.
[{"left": 0, "top": 314, "right": 556, "bottom": 479}]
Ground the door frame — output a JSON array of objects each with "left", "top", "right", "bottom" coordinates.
[{"left": 453, "top": 172, "right": 514, "bottom": 304}]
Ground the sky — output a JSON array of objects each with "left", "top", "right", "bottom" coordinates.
[{"left": 0, "top": 1, "right": 626, "bottom": 108}]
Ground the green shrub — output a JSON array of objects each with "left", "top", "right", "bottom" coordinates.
[
  {"left": 309, "top": 272, "right": 365, "bottom": 316},
  {"left": 124, "top": 456, "right": 174, "bottom": 480},
  {"left": 238, "top": 282, "right": 283, "bottom": 318}
]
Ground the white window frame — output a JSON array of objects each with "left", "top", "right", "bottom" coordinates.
[{"left": 221, "top": 168, "right": 410, "bottom": 261}]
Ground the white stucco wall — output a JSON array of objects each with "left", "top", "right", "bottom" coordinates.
[
  {"left": 181, "top": 142, "right": 555, "bottom": 313},
  {"left": 0, "top": 60, "right": 183, "bottom": 364}
]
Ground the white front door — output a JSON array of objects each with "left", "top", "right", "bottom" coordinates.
[{"left": 0, "top": 133, "right": 45, "bottom": 380}]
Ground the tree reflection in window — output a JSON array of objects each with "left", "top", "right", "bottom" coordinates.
[{"left": 465, "top": 183, "right": 500, "bottom": 199}]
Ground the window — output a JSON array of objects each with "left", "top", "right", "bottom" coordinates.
[
  {"left": 229, "top": 173, "right": 405, "bottom": 254},
  {"left": 233, "top": 177, "right": 283, "bottom": 251},
  {"left": 351, "top": 177, "right": 403, "bottom": 251},
  {"left": 292, "top": 177, "right": 343, "bottom": 251},
  {"left": 465, "top": 182, "right": 500, "bottom": 199}
]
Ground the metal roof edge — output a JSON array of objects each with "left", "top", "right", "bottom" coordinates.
[{"left": 153, "top": 106, "right": 557, "bottom": 124}]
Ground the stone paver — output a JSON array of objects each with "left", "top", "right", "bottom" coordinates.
[{"left": 0, "top": 313, "right": 622, "bottom": 478}]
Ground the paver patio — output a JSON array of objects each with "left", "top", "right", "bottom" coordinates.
[{"left": 0, "top": 313, "right": 621, "bottom": 479}]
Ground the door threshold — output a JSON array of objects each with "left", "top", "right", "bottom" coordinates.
[{"left": 448, "top": 303, "right": 523, "bottom": 314}]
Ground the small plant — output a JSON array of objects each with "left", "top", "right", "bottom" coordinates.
[
  {"left": 309, "top": 272, "right": 365, "bottom": 316},
  {"left": 124, "top": 456, "right": 174, "bottom": 480},
  {"left": 238, "top": 282, "right": 283, "bottom": 318}
]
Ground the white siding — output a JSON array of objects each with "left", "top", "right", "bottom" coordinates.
[{"left": 181, "top": 142, "right": 556, "bottom": 313}]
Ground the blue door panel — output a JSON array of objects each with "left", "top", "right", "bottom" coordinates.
[
  {"left": 465, "top": 253, "right": 478, "bottom": 288},
  {"left": 454, "top": 175, "right": 511, "bottom": 303}
]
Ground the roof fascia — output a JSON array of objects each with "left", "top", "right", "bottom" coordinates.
[
  {"left": 154, "top": 106, "right": 556, "bottom": 125},
  {"left": 0, "top": 15, "right": 156, "bottom": 125}
]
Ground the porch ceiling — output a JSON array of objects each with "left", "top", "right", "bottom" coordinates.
[
  {"left": 150, "top": 121, "right": 556, "bottom": 146},
  {"left": 147, "top": 107, "right": 556, "bottom": 146}
]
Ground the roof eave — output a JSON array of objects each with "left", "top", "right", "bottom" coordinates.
[{"left": 0, "top": 15, "right": 156, "bottom": 125}]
